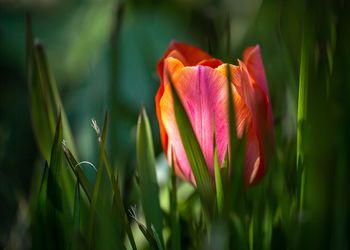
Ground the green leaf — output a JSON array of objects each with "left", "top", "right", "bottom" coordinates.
[
  {"left": 100, "top": 112, "right": 136, "bottom": 249},
  {"left": 26, "top": 14, "right": 53, "bottom": 160},
  {"left": 130, "top": 207, "right": 163, "bottom": 250},
  {"left": 63, "top": 145, "right": 93, "bottom": 202},
  {"left": 73, "top": 180, "right": 81, "bottom": 233},
  {"left": 225, "top": 64, "right": 246, "bottom": 210},
  {"left": 47, "top": 113, "right": 64, "bottom": 210},
  {"left": 297, "top": 20, "right": 312, "bottom": 213},
  {"left": 88, "top": 113, "right": 135, "bottom": 250},
  {"left": 26, "top": 14, "right": 77, "bottom": 161},
  {"left": 111, "top": 175, "right": 137, "bottom": 250},
  {"left": 167, "top": 73, "right": 215, "bottom": 213},
  {"left": 249, "top": 215, "right": 254, "bottom": 250},
  {"left": 170, "top": 152, "right": 181, "bottom": 250},
  {"left": 44, "top": 114, "right": 68, "bottom": 248},
  {"left": 214, "top": 148, "right": 223, "bottom": 215},
  {"left": 136, "top": 108, "right": 164, "bottom": 247},
  {"left": 141, "top": 223, "right": 163, "bottom": 250},
  {"left": 34, "top": 42, "right": 77, "bottom": 156},
  {"left": 88, "top": 113, "right": 120, "bottom": 249},
  {"left": 29, "top": 161, "right": 50, "bottom": 248},
  {"left": 226, "top": 63, "right": 238, "bottom": 175}
]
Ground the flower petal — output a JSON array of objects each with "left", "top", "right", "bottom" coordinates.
[
  {"left": 155, "top": 84, "right": 168, "bottom": 152},
  {"left": 239, "top": 61, "right": 274, "bottom": 185},
  {"left": 198, "top": 58, "right": 223, "bottom": 68},
  {"left": 157, "top": 41, "right": 216, "bottom": 81},
  {"left": 159, "top": 57, "right": 230, "bottom": 184},
  {"left": 216, "top": 64, "right": 251, "bottom": 138},
  {"left": 243, "top": 47, "right": 275, "bottom": 165},
  {"left": 244, "top": 125, "right": 265, "bottom": 185},
  {"left": 243, "top": 45, "right": 269, "bottom": 97},
  {"left": 217, "top": 61, "right": 268, "bottom": 185},
  {"left": 156, "top": 42, "right": 274, "bottom": 187},
  {"left": 155, "top": 58, "right": 185, "bottom": 153}
]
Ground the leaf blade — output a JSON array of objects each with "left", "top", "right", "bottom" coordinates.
[
  {"left": 136, "top": 108, "right": 164, "bottom": 247},
  {"left": 167, "top": 73, "right": 215, "bottom": 213}
]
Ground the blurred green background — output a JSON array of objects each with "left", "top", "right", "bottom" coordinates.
[{"left": 1, "top": 0, "right": 349, "bottom": 249}]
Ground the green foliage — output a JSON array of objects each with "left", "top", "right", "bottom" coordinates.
[{"left": 26, "top": 15, "right": 136, "bottom": 250}]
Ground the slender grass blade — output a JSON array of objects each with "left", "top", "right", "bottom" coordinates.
[
  {"left": 136, "top": 108, "right": 164, "bottom": 247},
  {"left": 167, "top": 73, "right": 215, "bottom": 214}
]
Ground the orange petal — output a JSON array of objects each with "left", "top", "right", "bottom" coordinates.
[
  {"left": 157, "top": 41, "right": 215, "bottom": 81},
  {"left": 216, "top": 64, "right": 251, "bottom": 138},
  {"left": 244, "top": 125, "right": 265, "bottom": 185},
  {"left": 155, "top": 84, "right": 168, "bottom": 153},
  {"left": 198, "top": 58, "right": 223, "bottom": 68},
  {"left": 243, "top": 46, "right": 275, "bottom": 161},
  {"left": 243, "top": 45, "right": 269, "bottom": 96},
  {"left": 155, "top": 58, "right": 185, "bottom": 154}
]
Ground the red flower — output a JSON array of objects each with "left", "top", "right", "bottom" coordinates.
[{"left": 156, "top": 41, "right": 274, "bottom": 186}]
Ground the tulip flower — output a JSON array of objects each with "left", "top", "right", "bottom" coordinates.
[{"left": 156, "top": 41, "right": 274, "bottom": 186}]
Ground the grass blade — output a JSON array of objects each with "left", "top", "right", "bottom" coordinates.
[
  {"left": 100, "top": 112, "right": 136, "bottom": 249},
  {"left": 47, "top": 114, "right": 63, "bottom": 209},
  {"left": 89, "top": 113, "right": 135, "bottom": 249},
  {"left": 26, "top": 15, "right": 53, "bottom": 160},
  {"left": 138, "top": 222, "right": 163, "bottom": 250},
  {"left": 296, "top": 20, "right": 311, "bottom": 213},
  {"left": 44, "top": 114, "right": 68, "bottom": 248},
  {"left": 167, "top": 73, "right": 215, "bottom": 214},
  {"left": 34, "top": 43, "right": 77, "bottom": 157},
  {"left": 88, "top": 113, "right": 125, "bottom": 249},
  {"left": 136, "top": 108, "right": 164, "bottom": 247},
  {"left": 99, "top": 112, "right": 136, "bottom": 249},
  {"left": 170, "top": 151, "right": 181, "bottom": 250},
  {"left": 111, "top": 175, "right": 137, "bottom": 250},
  {"left": 26, "top": 14, "right": 77, "bottom": 161},
  {"left": 62, "top": 145, "right": 93, "bottom": 202},
  {"left": 73, "top": 180, "right": 81, "bottom": 233},
  {"left": 224, "top": 64, "right": 246, "bottom": 211},
  {"left": 214, "top": 148, "right": 223, "bottom": 215}
]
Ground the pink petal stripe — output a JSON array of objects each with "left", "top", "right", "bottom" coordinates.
[{"left": 160, "top": 57, "right": 230, "bottom": 184}]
